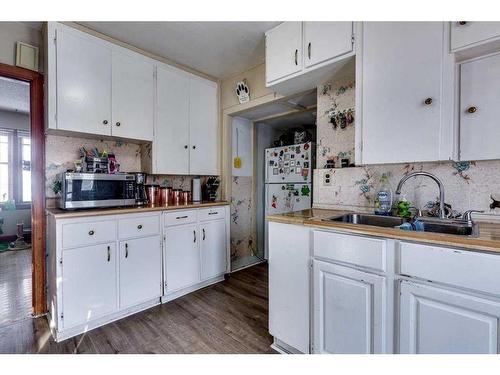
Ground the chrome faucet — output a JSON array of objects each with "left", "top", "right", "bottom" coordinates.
[{"left": 395, "top": 172, "right": 446, "bottom": 219}]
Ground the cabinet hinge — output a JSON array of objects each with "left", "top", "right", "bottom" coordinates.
[
  {"left": 351, "top": 34, "right": 355, "bottom": 44},
  {"left": 164, "top": 281, "right": 167, "bottom": 288},
  {"left": 59, "top": 257, "right": 63, "bottom": 266},
  {"left": 60, "top": 312, "right": 64, "bottom": 320}
]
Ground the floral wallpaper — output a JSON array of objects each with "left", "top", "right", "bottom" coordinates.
[
  {"left": 230, "top": 176, "right": 256, "bottom": 262},
  {"left": 314, "top": 64, "right": 500, "bottom": 217}
]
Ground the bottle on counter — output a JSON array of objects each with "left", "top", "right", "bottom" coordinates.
[{"left": 374, "top": 173, "right": 393, "bottom": 216}]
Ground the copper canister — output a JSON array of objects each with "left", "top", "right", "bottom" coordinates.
[
  {"left": 166, "top": 187, "right": 173, "bottom": 204},
  {"left": 159, "top": 187, "right": 168, "bottom": 206},
  {"left": 146, "top": 185, "right": 159, "bottom": 206},
  {"left": 172, "top": 189, "right": 182, "bottom": 205},
  {"left": 181, "top": 191, "right": 190, "bottom": 205}
]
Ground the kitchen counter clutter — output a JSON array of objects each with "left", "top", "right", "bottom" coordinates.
[
  {"left": 267, "top": 208, "right": 500, "bottom": 354},
  {"left": 46, "top": 202, "right": 230, "bottom": 342}
]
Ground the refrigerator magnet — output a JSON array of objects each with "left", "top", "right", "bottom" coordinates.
[
  {"left": 295, "top": 166, "right": 302, "bottom": 174},
  {"left": 273, "top": 168, "right": 278, "bottom": 175},
  {"left": 290, "top": 161, "right": 295, "bottom": 167}
]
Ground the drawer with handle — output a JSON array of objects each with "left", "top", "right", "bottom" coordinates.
[
  {"left": 164, "top": 210, "right": 197, "bottom": 227},
  {"left": 62, "top": 219, "right": 116, "bottom": 249},
  {"left": 199, "top": 207, "right": 226, "bottom": 221},
  {"left": 118, "top": 214, "right": 160, "bottom": 240}
]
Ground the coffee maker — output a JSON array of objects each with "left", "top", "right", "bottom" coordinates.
[
  {"left": 133, "top": 172, "right": 148, "bottom": 205},
  {"left": 202, "top": 177, "right": 220, "bottom": 202}
]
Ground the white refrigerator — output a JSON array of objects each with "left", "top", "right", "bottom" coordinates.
[{"left": 264, "top": 142, "right": 313, "bottom": 258}]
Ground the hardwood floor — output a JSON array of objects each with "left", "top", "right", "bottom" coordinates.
[
  {"left": 0, "top": 262, "right": 275, "bottom": 354},
  {"left": 0, "top": 248, "right": 32, "bottom": 326}
]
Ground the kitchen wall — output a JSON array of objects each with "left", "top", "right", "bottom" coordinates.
[
  {"left": 0, "top": 22, "right": 42, "bottom": 71},
  {"left": 313, "top": 63, "right": 500, "bottom": 217},
  {"left": 0, "top": 110, "right": 29, "bottom": 131}
]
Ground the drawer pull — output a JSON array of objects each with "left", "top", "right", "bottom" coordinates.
[
  {"left": 107, "top": 246, "right": 111, "bottom": 262},
  {"left": 193, "top": 230, "right": 196, "bottom": 243},
  {"left": 176, "top": 215, "right": 188, "bottom": 220},
  {"left": 137, "top": 224, "right": 143, "bottom": 230},
  {"left": 125, "top": 243, "right": 129, "bottom": 258},
  {"left": 208, "top": 212, "right": 218, "bottom": 215},
  {"left": 467, "top": 106, "right": 477, "bottom": 114},
  {"left": 89, "top": 230, "right": 95, "bottom": 236}
]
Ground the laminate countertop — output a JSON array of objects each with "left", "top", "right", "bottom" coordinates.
[
  {"left": 46, "top": 201, "right": 229, "bottom": 219},
  {"left": 267, "top": 208, "right": 500, "bottom": 254}
]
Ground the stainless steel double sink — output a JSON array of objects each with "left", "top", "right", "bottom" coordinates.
[{"left": 323, "top": 213, "right": 478, "bottom": 237}]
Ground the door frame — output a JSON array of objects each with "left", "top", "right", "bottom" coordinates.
[{"left": 0, "top": 62, "right": 46, "bottom": 316}]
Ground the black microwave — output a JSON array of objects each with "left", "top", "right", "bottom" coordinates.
[{"left": 59, "top": 172, "right": 136, "bottom": 209}]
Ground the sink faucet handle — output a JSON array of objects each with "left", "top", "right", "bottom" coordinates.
[
  {"left": 409, "top": 206, "right": 422, "bottom": 218},
  {"left": 462, "top": 210, "right": 484, "bottom": 222}
]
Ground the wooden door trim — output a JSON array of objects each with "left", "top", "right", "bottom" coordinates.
[{"left": 0, "top": 63, "right": 46, "bottom": 316}]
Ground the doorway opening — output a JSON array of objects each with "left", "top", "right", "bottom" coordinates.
[
  {"left": 0, "top": 63, "right": 45, "bottom": 326},
  {"left": 228, "top": 90, "right": 317, "bottom": 271}
]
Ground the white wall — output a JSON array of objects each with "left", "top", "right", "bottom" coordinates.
[
  {"left": 0, "top": 109, "right": 29, "bottom": 131},
  {"left": 0, "top": 22, "right": 42, "bottom": 71},
  {"left": 231, "top": 117, "right": 253, "bottom": 177},
  {"left": 0, "top": 209, "right": 31, "bottom": 236}
]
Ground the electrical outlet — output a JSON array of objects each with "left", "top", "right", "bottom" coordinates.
[{"left": 323, "top": 171, "right": 332, "bottom": 186}]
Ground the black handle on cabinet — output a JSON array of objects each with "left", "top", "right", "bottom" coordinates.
[
  {"left": 294, "top": 49, "right": 298, "bottom": 65},
  {"left": 89, "top": 230, "right": 95, "bottom": 236},
  {"left": 458, "top": 21, "right": 468, "bottom": 26},
  {"left": 192, "top": 145, "right": 196, "bottom": 149},
  {"left": 176, "top": 215, "right": 188, "bottom": 220},
  {"left": 184, "top": 145, "right": 188, "bottom": 149},
  {"left": 208, "top": 212, "right": 218, "bottom": 215},
  {"left": 137, "top": 224, "right": 143, "bottom": 230},
  {"left": 125, "top": 243, "right": 128, "bottom": 258},
  {"left": 116, "top": 122, "right": 121, "bottom": 127},
  {"left": 308, "top": 42, "right": 311, "bottom": 59},
  {"left": 467, "top": 106, "right": 477, "bottom": 114},
  {"left": 202, "top": 228, "right": 206, "bottom": 241},
  {"left": 107, "top": 246, "right": 111, "bottom": 262},
  {"left": 103, "top": 120, "right": 108, "bottom": 125},
  {"left": 193, "top": 230, "right": 196, "bottom": 243},
  {"left": 424, "top": 98, "right": 433, "bottom": 105}
]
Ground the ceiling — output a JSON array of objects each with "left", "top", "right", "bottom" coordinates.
[
  {"left": 79, "top": 22, "right": 281, "bottom": 78},
  {"left": 0, "top": 77, "right": 30, "bottom": 114}
]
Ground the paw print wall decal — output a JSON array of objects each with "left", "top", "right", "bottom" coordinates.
[{"left": 235, "top": 80, "right": 250, "bottom": 104}]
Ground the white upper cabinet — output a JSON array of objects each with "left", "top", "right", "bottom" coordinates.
[
  {"left": 155, "top": 66, "right": 219, "bottom": 176},
  {"left": 304, "top": 22, "right": 353, "bottom": 69},
  {"left": 155, "top": 65, "right": 191, "bottom": 174},
  {"left": 111, "top": 51, "right": 154, "bottom": 141},
  {"left": 451, "top": 21, "right": 500, "bottom": 52},
  {"left": 56, "top": 26, "right": 112, "bottom": 136},
  {"left": 357, "top": 22, "right": 454, "bottom": 165},
  {"left": 265, "top": 22, "right": 303, "bottom": 83},
  {"left": 265, "top": 22, "right": 354, "bottom": 95},
  {"left": 189, "top": 76, "right": 219, "bottom": 176},
  {"left": 459, "top": 53, "right": 500, "bottom": 161}
]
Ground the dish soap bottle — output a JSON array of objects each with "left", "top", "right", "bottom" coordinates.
[{"left": 374, "top": 173, "right": 393, "bottom": 216}]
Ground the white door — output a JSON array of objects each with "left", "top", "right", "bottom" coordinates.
[
  {"left": 56, "top": 27, "right": 112, "bottom": 135},
  {"left": 188, "top": 75, "right": 219, "bottom": 175},
  {"left": 119, "top": 236, "right": 162, "bottom": 308},
  {"left": 165, "top": 224, "right": 200, "bottom": 293},
  {"left": 111, "top": 51, "right": 154, "bottom": 141},
  {"left": 265, "top": 22, "right": 303, "bottom": 83},
  {"left": 451, "top": 21, "right": 500, "bottom": 51},
  {"left": 313, "top": 260, "right": 386, "bottom": 354},
  {"left": 360, "top": 22, "right": 453, "bottom": 164},
  {"left": 155, "top": 65, "right": 190, "bottom": 174},
  {"left": 399, "top": 281, "right": 500, "bottom": 354},
  {"left": 459, "top": 53, "right": 500, "bottom": 161},
  {"left": 200, "top": 220, "right": 226, "bottom": 280},
  {"left": 304, "top": 22, "right": 353, "bottom": 69},
  {"left": 62, "top": 243, "right": 117, "bottom": 329}
]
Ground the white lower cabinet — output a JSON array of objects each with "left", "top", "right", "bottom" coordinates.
[
  {"left": 119, "top": 236, "right": 162, "bottom": 309},
  {"left": 313, "top": 260, "right": 386, "bottom": 354},
  {"left": 165, "top": 224, "right": 200, "bottom": 293},
  {"left": 200, "top": 220, "right": 227, "bottom": 281},
  {"left": 399, "top": 281, "right": 500, "bottom": 354},
  {"left": 62, "top": 243, "right": 118, "bottom": 329}
]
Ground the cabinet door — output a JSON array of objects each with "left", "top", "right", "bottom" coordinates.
[
  {"left": 155, "top": 66, "right": 190, "bottom": 174},
  {"left": 119, "top": 236, "right": 162, "bottom": 308},
  {"left": 313, "top": 260, "right": 386, "bottom": 354},
  {"left": 56, "top": 27, "right": 112, "bottom": 135},
  {"left": 304, "top": 22, "right": 353, "bottom": 69},
  {"left": 165, "top": 224, "right": 200, "bottom": 293},
  {"left": 451, "top": 21, "right": 500, "bottom": 51},
  {"left": 360, "top": 22, "right": 452, "bottom": 164},
  {"left": 188, "top": 76, "right": 219, "bottom": 175},
  {"left": 200, "top": 220, "right": 226, "bottom": 280},
  {"left": 459, "top": 53, "right": 500, "bottom": 161},
  {"left": 62, "top": 243, "right": 117, "bottom": 329},
  {"left": 399, "top": 281, "right": 500, "bottom": 354},
  {"left": 265, "top": 22, "right": 303, "bottom": 83},
  {"left": 112, "top": 51, "right": 154, "bottom": 141}
]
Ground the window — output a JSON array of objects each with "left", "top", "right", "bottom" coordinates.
[{"left": 0, "top": 128, "right": 31, "bottom": 207}]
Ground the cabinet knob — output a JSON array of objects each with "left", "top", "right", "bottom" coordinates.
[
  {"left": 137, "top": 224, "right": 143, "bottom": 230},
  {"left": 192, "top": 145, "right": 196, "bottom": 149},
  {"left": 184, "top": 145, "right": 188, "bottom": 149},
  {"left": 424, "top": 98, "right": 433, "bottom": 105},
  {"left": 89, "top": 230, "right": 95, "bottom": 236},
  {"left": 467, "top": 106, "right": 477, "bottom": 114},
  {"left": 116, "top": 122, "right": 121, "bottom": 127},
  {"left": 103, "top": 120, "right": 108, "bottom": 125},
  {"left": 458, "top": 21, "right": 468, "bottom": 26}
]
